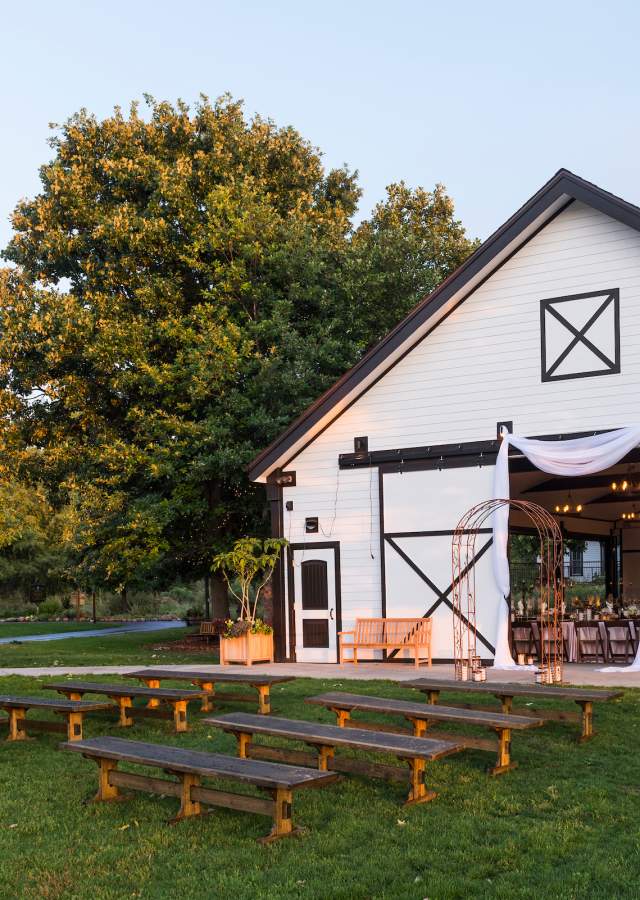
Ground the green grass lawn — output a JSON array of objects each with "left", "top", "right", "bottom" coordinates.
[
  {"left": 0, "top": 626, "right": 214, "bottom": 667},
  {"left": 0, "top": 621, "right": 116, "bottom": 639},
  {"left": 0, "top": 674, "right": 637, "bottom": 899}
]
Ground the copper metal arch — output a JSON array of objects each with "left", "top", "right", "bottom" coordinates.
[{"left": 452, "top": 499, "right": 564, "bottom": 682}]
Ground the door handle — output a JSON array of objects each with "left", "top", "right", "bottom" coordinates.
[{"left": 329, "top": 608, "right": 334, "bottom": 620}]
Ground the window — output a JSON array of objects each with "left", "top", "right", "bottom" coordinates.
[{"left": 570, "top": 548, "right": 584, "bottom": 577}]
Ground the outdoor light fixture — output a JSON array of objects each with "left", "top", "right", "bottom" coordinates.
[
  {"left": 554, "top": 494, "right": 583, "bottom": 515},
  {"left": 611, "top": 478, "right": 640, "bottom": 493},
  {"left": 611, "top": 466, "right": 640, "bottom": 493},
  {"left": 622, "top": 508, "right": 638, "bottom": 520}
]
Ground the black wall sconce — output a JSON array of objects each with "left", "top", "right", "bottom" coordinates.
[
  {"left": 305, "top": 517, "right": 319, "bottom": 534},
  {"left": 354, "top": 436, "right": 368, "bottom": 454}
]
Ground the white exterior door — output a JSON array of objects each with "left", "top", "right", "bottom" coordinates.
[
  {"left": 382, "top": 465, "right": 502, "bottom": 661},
  {"left": 290, "top": 545, "right": 339, "bottom": 663}
]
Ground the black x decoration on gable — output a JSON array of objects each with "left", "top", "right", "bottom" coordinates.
[{"left": 540, "top": 288, "right": 620, "bottom": 383}]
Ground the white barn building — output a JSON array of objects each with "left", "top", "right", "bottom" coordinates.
[{"left": 250, "top": 170, "right": 640, "bottom": 663}]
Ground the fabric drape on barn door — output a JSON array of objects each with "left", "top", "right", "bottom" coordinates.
[{"left": 491, "top": 426, "right": 640, "bottom": 670}]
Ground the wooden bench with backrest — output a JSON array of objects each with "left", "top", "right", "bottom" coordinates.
[
  {"left": 124, "top": 669, "right": 294, "bottom": 714},
  {"left": 306, "top": 691, "right": 543, "bottom": 775},
  {"left": 205, "top": 711, "right": 463, "bottom": 805},
  {"left": 44, "top": 681, "right": 209, "bottom": 733},
  {"left": 61, "top": 735, "right": 337, "bottom": 842},
  {"left": 339, "top": 618, "right": 432, "bottom": 668},
  {"left": 404, "top": 678, "right": 624, "bottom": 742},
  {"left": 199, "top": 621, "right": 223, "bottom": 642},
  {"left": 0, "top": 696, "right": 112, "bottom": 742}
]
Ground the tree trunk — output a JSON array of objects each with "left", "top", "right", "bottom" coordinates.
[
  {"left": 210, "top": 571, "right": 230, "bottom": 620},
  {"left": 203, "top": 574, "right": 211, "bottom": 620}
]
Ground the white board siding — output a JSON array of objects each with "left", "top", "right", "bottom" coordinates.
[{"left": 281, "top": 200, "right": 640, "bottom": 655}]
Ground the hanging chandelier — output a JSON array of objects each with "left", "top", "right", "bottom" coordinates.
[
  {"left": 611, "top": 467, "right": 640, "bottom": 493},
  {"left": 554, "top": 494, "right": 583, "bottom": 515},
  {"left": 611, "top": 478, "right": 640, "bottom": 493}
]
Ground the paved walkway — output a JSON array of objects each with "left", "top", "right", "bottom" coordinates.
[
  {"left": 0, "top": 620, "right": 185, "bottom": 644},
  {"left": 1, "top": 661, "right": 639, "bottom": 686}
]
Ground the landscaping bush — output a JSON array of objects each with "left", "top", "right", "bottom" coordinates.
[{"left": 37, "top": 598, "right": 63, "bottom": 617}]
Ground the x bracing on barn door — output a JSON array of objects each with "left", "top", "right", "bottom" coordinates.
[{"left": 384, "top": 533, "right": 495, "bottom": 654}]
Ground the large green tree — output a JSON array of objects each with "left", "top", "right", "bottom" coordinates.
[{"left": 0, "top": 95, "right": 476, "bottom": 607}]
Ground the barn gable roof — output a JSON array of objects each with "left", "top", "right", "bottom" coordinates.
[{"left": 249, "top": 169, "right": 640, "bottom": 482}]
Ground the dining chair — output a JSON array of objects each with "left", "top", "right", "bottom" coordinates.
[
  {"left": 604, "top": 621, "right": 635, "bottom": 663},
  {"left": 575, "top": 621, "right": 606, "bottom": 663}
]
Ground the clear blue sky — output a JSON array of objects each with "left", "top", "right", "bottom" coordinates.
[{"left": 1, "top": 1, "right": 639, "bottom": 250}]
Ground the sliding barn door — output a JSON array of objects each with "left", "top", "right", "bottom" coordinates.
[{"left": 382, "top": 465, "right": 501, "bottom": 661}]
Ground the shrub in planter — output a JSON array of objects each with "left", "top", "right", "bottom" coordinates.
[{"left": 213, "top": 537, "right": 287, "bottom": 665}]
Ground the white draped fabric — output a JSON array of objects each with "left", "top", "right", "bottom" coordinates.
[{"left": 490, "top": 426, "right": 640, "bottom": 670}]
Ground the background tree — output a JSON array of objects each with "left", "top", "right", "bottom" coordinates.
[
  {"left": 0, "top": 481, "right": 71, "bottom": 605},
  {"left": 345, "top": 182, "right": 479, "bottom": 352},
  {"left": 0, "top": 95, "right": 476, "bottom": 611}
]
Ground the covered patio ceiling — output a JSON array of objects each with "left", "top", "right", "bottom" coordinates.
[{"left": 510, "top": 459, "right": 640, "bottom": 530}]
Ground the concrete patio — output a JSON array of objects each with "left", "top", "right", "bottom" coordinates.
[{"left": 2, "top": 661, "right": 639, "bottom": 687}]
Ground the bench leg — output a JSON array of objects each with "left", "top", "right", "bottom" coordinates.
[
  {"left": 66, "top": 711, "right": 84, "bottom": 742},
  {"left": 94, "top": 758, "right": 121, "bottom": 802},
  {"left": 116, "top": 697, "right": 134, "bottom": 727},
  {"left": 170, "top": 773, "right": 201, "bottom": 822},
  {"left": 497, "top": 695, "right": 513, "bottom": 715},
  {"left": 143, "top": 679, "right": 161, "bottom": 708},
  {"left": 235, "top": 731, "right": 251, "bottom": 759},
  {"left": 315, "top": 745, "right": 334, "bottom": 772},
  {"left": 68, "top": 692, "right": 83, "bottom": 702},
  {"left": 407, "top": 717, "right": 428, "bottom": 738},
  {"left": 7, "top": 708, "right": 27, "bottom": 741},
  {"left": 199, "top": 682, "right": 214, "bottom": 713},
  {"left": 172, "top": 700, "right": 188, "bottom": 733},
  {"left": 330, "top": 707, "right": 351, "bottom": 728},
  {"left": 488, "top": 728, "right": 516, "bottom": 776},
  {"left": 426, "top": 690, "right": 440, "bottom": 706},
  {"left": 577, "top": 700, "right": 594, "bottom": 742},
  {"left": 405, "top": 758, "right": 436, "bottom": 805},
  {"left": 256, "top": 686, "right": 270, "bottom": 715},
  {"left": 259, "top": 788, "right": 300, "bottom": 844}
]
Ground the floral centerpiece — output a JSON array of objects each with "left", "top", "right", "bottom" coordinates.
[{"left": 212, "top": 537, "right": 287, "bottom": 665}]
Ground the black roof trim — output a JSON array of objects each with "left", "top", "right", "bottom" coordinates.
[{"left": 249, "top": 169, "right": 640, "bottom": 481}]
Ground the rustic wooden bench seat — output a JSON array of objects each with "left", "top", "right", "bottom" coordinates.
[
  {"left": 125, "top": 669, "right": 294, "bottom": 714},
  {"left": 0, "top": 696, "right": 112, "bottom": 742},
  {"left": 205, "top": 711, "right": 463, "bottom": 805},
  {"left": 405, "top": 679, "right": 624, "bottom": 742},
  {"left": 198, "top": 621, "right": 223, "bottom": 642},
  {"left": 306, "top": 691, "right": 543, "bottom": 775},
  {"left": 339, "top": 618, "right": 432, "bottom": 668},
  {"left": 44, "top": 681, "right": 209, "bottom": 733},
  {"left": 61, "top": 735, "right": 337, "bottom": 842}
]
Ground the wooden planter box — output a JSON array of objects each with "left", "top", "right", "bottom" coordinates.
[{"left": 220, "top": 631, "right": 274, "bottom": 666}]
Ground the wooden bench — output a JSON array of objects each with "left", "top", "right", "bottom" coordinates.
[
  {"left": 405, "top": 679, "right": 624, "bottom": 742},
  {"left": 306, "top": 691, "right": 543, "bottom": 776},
  {"left": 124, "top": 669, "right": 294, "bottom": 714},
  {"left": 339, "top": 618, "right": 432, "bottom": 668},
  {"left": 61, "top": 736, "right": 337, "bottom": 842},
  {"left": 0, "top": 696, "right": 112, "bottom": 742},
  {"left": 44, "top": 681, "right": 209, "bottom": 733},
  {"left": 205, "top": 711, "right": 463, "bottom": 805},
  {"left": 199, "top": 622, "right": 223, "bottom": 642}
]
